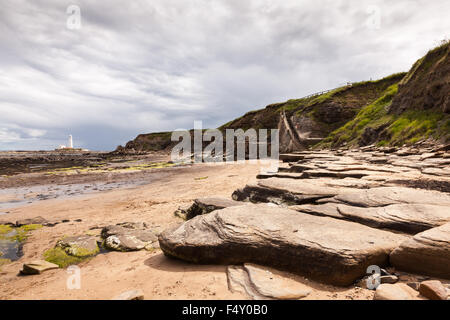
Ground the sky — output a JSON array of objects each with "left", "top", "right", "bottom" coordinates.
[{"left": 0, "top": 0, "right": 449, "bottom": 151}]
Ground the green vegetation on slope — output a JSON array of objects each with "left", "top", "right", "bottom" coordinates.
[
  {"left": 319, "top": 84, "right": 399, "bottom": 147},
  {"left": 219, "top": 72, "right": 405, "bottom": 140},
  {"left": 319, "top": 40, "right": 450, "bottom": 147},
  {"left": 319, "top": 85, "right": 449, "bottom": 147}
]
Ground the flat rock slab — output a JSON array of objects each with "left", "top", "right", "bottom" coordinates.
[
  {"left": 21, "top": 260, "right": 59, "bottom": 275},
  {"left": 336, "top": 204, "right": 450, "bottom": 234},
  {"left": 390, "top": 223, "right": 450, "bottom": 279},
  {"left": 293, "top": 202, "right": 449, "bottom": 234},
  {"left": 159, "top": 204, "right": 407, "bottom": 286},
  {"left": 332, "top": 187, "right": 450, "bottom": 207},
  {"left": 227, "top": 264, "right": 311, "bottom": 300},
  {"left": 184, "top": 197, "right": 242, "bottom": 220}
]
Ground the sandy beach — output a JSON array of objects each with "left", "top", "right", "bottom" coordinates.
[{"left": 0, "top": 160, "right": 378, "bottom": 300}]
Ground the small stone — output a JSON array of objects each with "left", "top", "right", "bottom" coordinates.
[
  {"left": 44, "top": 221, "right": 60, "bottom": 227},
  {"left": 419, "top": 280, "right": 448, "bottom": 300},
  {"left": 407, "top": 282, "right": 420, "bottom": 291},
  {"left": 380, "top": 275, "right": 398, "bottom": 284},
  {"left": 174, "top": 205, "right": 189, "bottom": 220},
  {"left": 373, "top": 284, "right": 417, "bottom": 300},
  {"left": 112, "top": 289, "right": 144, "bottom": 300},
  {"left": 21, "top": 260, "right": 59, "bottom": 275}
]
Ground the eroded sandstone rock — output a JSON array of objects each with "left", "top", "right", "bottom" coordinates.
[
  {"left": 227, "top": 264, "right": 311, "bottom": 300},
  {"left": 183, "top": 197, "right": 242, "bottom": 220},
  {"left": 390, "top": 223, "right": 450, "bottom": 279},
  {"left": 332, "top": 187, "right": 450, "bottom": 207},
  {"left": 102, "top": 222, "right": 159, "bottom": 252},
  {"left": 56, "top": 235, "right": 99, "bottom": 257},
  {"left": 232, "top": 178, "right": 344, "bottom": 205},
  {"left": 419, "top": 280, "right": 448, "bottom": 300},
  {"left": 159, "top": 204, "right": 407, "bottom": 286},
  {"left": 21, "top": 260, "right": 59, "bottom": 275}
]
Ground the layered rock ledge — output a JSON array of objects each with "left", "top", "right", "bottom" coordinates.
[{"left": 159, "top": 204, "right": 407, "bottom": 286}]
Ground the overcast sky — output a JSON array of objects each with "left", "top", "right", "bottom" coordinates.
[{"left": 0, "top": 0, "right": 449, "bottom": 151}]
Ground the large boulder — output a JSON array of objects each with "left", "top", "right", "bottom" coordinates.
[
  {"left": 390, "top": 223, "right": 450, "bottom": 279},
  {"left": 265, "top": 199, "right": 450, "bottom": 235},
  {"left": 159, "top": 204, "right": 407, "bottom": 286}
]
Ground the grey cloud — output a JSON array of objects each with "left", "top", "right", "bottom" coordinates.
[{"left": 0, "top": 0, "right": 449, "bottom": 150}]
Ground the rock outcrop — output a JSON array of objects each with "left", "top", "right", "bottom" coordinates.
[
  {"left": 159, "top": 204, "right": 407, "bottom": 286},
  {"left": 331, "top": 187, "right": 450, "bottom": 208},
  {"left": 294, "top": 203, "right": 449, "bottom": 234}
]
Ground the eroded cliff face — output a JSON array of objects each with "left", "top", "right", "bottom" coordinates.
[
  {"left": 321, "top": 41, "right": 450, "bottom": 148},
  {"left": 390, "top": 41, "right": 450, "bottom": 115}
]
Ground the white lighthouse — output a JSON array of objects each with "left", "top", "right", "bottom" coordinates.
[{"left": 68, "top": 135, "right": 73, "bottom": 149}]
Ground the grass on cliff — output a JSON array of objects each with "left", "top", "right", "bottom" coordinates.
[
  {"left": 277, "top": 73, "right": 406, "bottom": 115},
  {"left": 319, "top": 83, "right": 449, "bottom": 147}
]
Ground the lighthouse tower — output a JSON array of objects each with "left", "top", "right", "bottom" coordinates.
[{"left": 68, "top": 135, "right": 73, "bottom": 149}]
